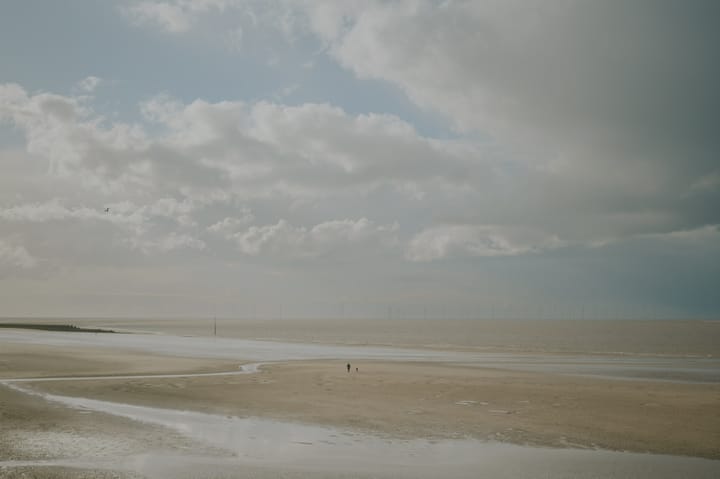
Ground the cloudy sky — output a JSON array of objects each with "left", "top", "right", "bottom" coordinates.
[{"left": 1, "top": 0, "right": 718, "bottom": 319}]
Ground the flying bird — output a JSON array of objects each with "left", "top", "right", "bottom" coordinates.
[{"left": 104, "top": 207, "right": 110, "bottom": 213}]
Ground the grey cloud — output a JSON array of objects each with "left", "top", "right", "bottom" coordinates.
[
  {"left": 139, "top": 95, "right": 488, "bottom": 196},
  {"left": 207, "top": 209, "right": 256, "bottom": 234},
  {"left": 120, "top": 1, "right": 720, "bottom": 252},
  {"left": 225, "top": 217, "right": 399, "bottom": 259},
  {"left": 0, "top": 197, "right": 210, "bottom": 272},
  {"left": 2, "top": 85, "right": 430, "bottom": 269},
  {"left": 2, "top": 1, "right": 718, "bottom": 317},
  {"left": 406, "top": 224, "right": 565, "bottom": 262},
  {"left": 127, "top": 231, "right": 207, "bottom": 254},
  {"left": 121, "top": 0, "right": 232, "bottom": 33},
  {"left": 0, "top": 239, "right": 38, "bottom": 271},
  {"left": 76, "top": 76, "right": 102, "bottom": 93},
  {"left": 295, "top": 0, "right": 720, "bottom": 242}
]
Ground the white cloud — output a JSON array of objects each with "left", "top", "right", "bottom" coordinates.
[
  {"left": 148, "top": 197, "right": 198, "bottom": 226},
  {"left": 0, "top": 83, "right": 150, "bottom": 190},
  {"left": 0, "top": 199, "right": 140, "bottom": 225},
  {"left": 0, "top": 239, "right": 38, "bottom": 270},
  {"left": 294, "top": 1, "right": 720, "bottom": 234},
  {"left": 77, "top": 76, "right": 102, "bottom": 93},
  {"left": 1, "top": 82, "right": 489, "bottom": 210},
  {"left": 123, "top": 0, "right": 240, "bottom": 33},
  {"left": 126, "top": 2, "right": 190, "bottom": 32},
  {"left": 0, "top": 3, "right": 718, "bottom": 318},
  {"left": 129, "top": 232, "right": 206, "bottom": 254},
  {"left": 136, "top": 93, "right": 486, "bottom": 198},
  {"left": 114, "top": 2, "right": 720, "bottom": 241},
  {"left": 406, "top": 224, "right": 565, "bottom": 262},
  {"left": 0, "top": 197, "right": 212, "bottom": 263},
  {"left": 2, "top": 66, "right": 716, "bottom": 272},
  {"left": 691, "top": 171, "right": 720, "bottom": 193},
  {"left": 642, "top": 224, "right": 720, "bottom": 244},
  {"left": 207, "top": 208, "right": 255, "bottom": 235},
  {"left": 229, "top": 217, "right": 398, "bottom": 258},
  {"left": 226, "top": 26, "right": 244, "bottom": 52}
]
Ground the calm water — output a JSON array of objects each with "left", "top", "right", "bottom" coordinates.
[
  {"left": 15, "top": 317, "right": 720, "bottom": 357},
  {"left": 3, "top": 318, "right": 720, "bottom": 383}
]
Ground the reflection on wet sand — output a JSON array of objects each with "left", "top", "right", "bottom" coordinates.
[
  {"left": 2, "top": 323, "right": 720, "bottom": 478},
  {"left": 3, "top": 382, "right": 720, "bottom": 479}
]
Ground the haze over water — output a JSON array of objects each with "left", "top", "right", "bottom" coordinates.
[{"left": 21, "top": 317, "right": 720, "bottom": 358}]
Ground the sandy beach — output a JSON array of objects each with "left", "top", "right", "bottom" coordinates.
[
  {"left": 15, "top": 356, "right": 720, "bottom": 458},
  {"left": 2, "top": 322, "right": 720, "bottom": 478}
]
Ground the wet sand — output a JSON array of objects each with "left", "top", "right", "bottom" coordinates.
[
  {"left": 0, "top": 342, "right": 235, "bottom": 477},
  {"left": 0, "top": 341, "right": 244, "bottom": 380},
  {"left": 0, "top": 377, "right": 221, "bottom": 478},
  {"left": 12, "top": 357, "right": 720, "bottom": 460},
  {"left": 2, "top": 324, "right": 720, "bottom": 477}
]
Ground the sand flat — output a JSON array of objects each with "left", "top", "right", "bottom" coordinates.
[
  {"left": 17, "top": 359, "right": 720, "bottom": 460},
  {"left": 0, "top": 341, "right": 243, "bottom": 379},
  {"left": 2, "top": 327, "right": 720, "bottom": 477}
]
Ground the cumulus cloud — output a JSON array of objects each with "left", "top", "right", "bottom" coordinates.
[
  {"left": 228, "top": 217, "right": 398, "bottom": 258},
  {"left": 303, "top": 1, "right": 720, "bottom": 201},
  {"left": 6, "top": 0, "right": 720, "bottom": 270},
  {"left": 77, "top": 76, "right": 102, "bottom": 93},
  {"left": 3, "top": 83, "right": 437, "bottom": 267},
  {"left": 2, "top": 83, "right": 488, "bottom": 204},
  {"left": 0, "top": 197, "right": 214, "bottom": 267},
  {"left": 0, "top": 239, "right": 38, "bottom": 270},
  {"left": 1, "top": 2, "right": 718, "bottom": 317},
  {"left": 117, "top": 0, "right": 720, "bottom": 190},
  {"left": 307, "top": 1, "right": 719, "bottom": 148},
  {"left": 0, "top": 197, "right": 205, "bottom": 229},
  {"left": 5, "top": 82, "right": 461, "bottom": 271},
  {"left": 207, "top": 208, "right": 255, "bottom": 234},
  {"left": 406, "top": 224, "right": 565, "bottom": 262},
  {"left": 115, "top": 2, "right": 720, "bottom": 246},
  {"left": 691, "top": 171, "right": 720, "bottom": 193},
  {"left": 4, "top": 73, "right": 718, "bottom": 271},
  {"left": 122, "top": 0, "right": 238, "bottom": 33},
  {"left": 128, "top": 232, "right": 206, "bottom": 254},
  {"left": 641, "top": 224, "right": 720, "bottom": 245}
]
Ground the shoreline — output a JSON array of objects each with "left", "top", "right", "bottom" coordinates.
[
  {"left": 3, "top": 318, "right": 719, "bottom": 358},
  {"left": 2, "top": 343, "right": 718, "bottom": 460},
  {"left": 2, "top": 330, "right": 719, "bottom": 477},
  {"left": 0, "top": 323, "right": 116, "bottom": 334}
]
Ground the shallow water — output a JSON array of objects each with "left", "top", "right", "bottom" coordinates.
[
  {"left": 1, "top": 362, "right": 263, "bottom": 384},
  {"left": 4, "top": 383, "right": 720, "bottom": 479},
  {"left": 3, "top": 325, "right": 720, "bottom": 478},
  {"left": 68, "top": 318, "right": 720, "bottom": 357},
  {"left": 2, "top": 328, "right": 719, "bottom": 383}
]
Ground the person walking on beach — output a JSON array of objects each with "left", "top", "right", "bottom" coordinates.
[{"left": 347, "top": 363, "right": 351, "bottom": 373}]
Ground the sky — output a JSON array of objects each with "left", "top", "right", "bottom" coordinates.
[{"left": 1, "top": 0, "right": 719, "bottom": 319}]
